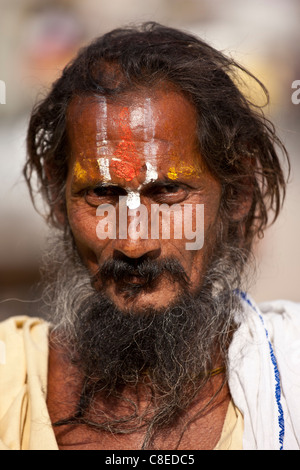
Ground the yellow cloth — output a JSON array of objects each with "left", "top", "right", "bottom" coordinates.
[
  {"left": 0, "top": 316, "right": 243, "bottom": 450},
  {"left": 214, "top": 399, "right": 244, "bottom": 450},
  {"left": 0, "top": 316, "right": 57, "bottom": 450}
]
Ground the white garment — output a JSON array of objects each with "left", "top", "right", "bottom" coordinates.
[{"left": 229, "top": 292, "right": 300, "bottom": 450}]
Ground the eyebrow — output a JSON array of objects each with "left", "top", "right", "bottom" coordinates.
[
  {"left": 146, "top": 175, "right": 193, "bottom": 187},
  {"left": 102, "top": 176, "right": 187, "bottom": 188},
  {"left": 72, "top": 168, "right": 196, "bottom": 192}
]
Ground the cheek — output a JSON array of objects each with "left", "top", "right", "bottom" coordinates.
[
  {"left": 186, "top": 189, "right": 222, "bottom": 283},
  {"left": 67, "top": 202, "right": 107, "bottom": 265}
]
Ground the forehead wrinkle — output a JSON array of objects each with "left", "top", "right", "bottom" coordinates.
[
  {"left": 67, "top": 91, "right": 198, "bottom": 145},
  {"left": 67, "top": 95, "right": 109, "bottom": 143}
]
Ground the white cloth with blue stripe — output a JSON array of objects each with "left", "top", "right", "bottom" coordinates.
[{"left": 228, "top": 294, "right": 300, "bottom": 450}]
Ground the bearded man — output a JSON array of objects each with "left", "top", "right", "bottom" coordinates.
[{"left": 0, "top": 23, "right": 299, "bottom": 451}]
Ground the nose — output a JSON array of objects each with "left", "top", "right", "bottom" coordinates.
[
  {"left": 112, "top": 238, "right": 161, "bottom": 261},
  {"left": 110, "top": 195, "right": 162, "bottom": 260}
]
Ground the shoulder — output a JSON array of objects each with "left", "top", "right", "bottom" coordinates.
[
  {"left": 230, "top": 296, "right": 300, "bottom": 449},
  {"left": 0, "top": 315, "right": 49, "bottom": 334},
  {"left": 257, "top": 300, "right": 300, "bottom": 366},
  {"left": 0, "top": 316, "right": 52, "bottom": 449},
  {"left": 258, "top": 299, "right": 300, "bottom": 319},
  {"left": 258, "top": 299, "right": 300, "bottom": 342},
  {"left": 0, "top": 315, "right": 50, "bottom": 359},
  {"left": 0, "top": 315, "right": 50, "bottom": 375},
  {"left": 0, "top": 315, "right": 50, "bottom": 396},
  {"left": 237, "top": 292, "right": 300, "bottom": 341},
  {"left": 232, "top": 293, "right": 300, "bottom": 371}
]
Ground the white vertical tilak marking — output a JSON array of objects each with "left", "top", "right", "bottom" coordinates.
[
  {"left": 96, "top": 99, "right": 111, "bottom": 182},
  {"left": 96, "top": 98, "right": 108, "bottom": 145},
  {"left": 97, "top": 157, "right": 111, "bottom": 182},
  {"left": 126, "top": 190, "right": 141, "bottom": 210},
  {"left": 144, "top": 98, "right": 158, "bottom": 183}
]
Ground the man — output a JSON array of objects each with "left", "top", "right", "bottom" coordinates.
[{"left": 0, "top": 22, "right": 299, "bottom": 450}]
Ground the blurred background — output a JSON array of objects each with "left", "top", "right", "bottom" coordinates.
[{"left": 0, "top": 0, "right": 299, "bottom": 320}]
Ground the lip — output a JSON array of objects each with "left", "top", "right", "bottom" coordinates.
[
  {"left": 124, "top": 274, "right": 147, "bottom": 285},
  {"left": 115, "top": 274, "right": 151, "bottom": 297}
]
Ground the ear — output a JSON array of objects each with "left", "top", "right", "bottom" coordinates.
[
  {"left": 228, "top": 145, "right": 257, "bottom": 222},
  {"left": 226, "top": 177, "right": 254, "bottom": 222},
  {"left": 53, "top": 200, "right": 67, "bottom": 227}
]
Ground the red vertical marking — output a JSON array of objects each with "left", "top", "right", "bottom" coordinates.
[{"left": 111, "top": 107, "right": 141, "bottom": 182}]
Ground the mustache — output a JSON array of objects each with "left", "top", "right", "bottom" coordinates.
[{"left": 92, "top": 257, "right": 190, "bottom": 294}]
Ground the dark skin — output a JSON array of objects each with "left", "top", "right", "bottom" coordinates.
[{"left": 46, "top": 86, "right": 248, "bottom": 449}]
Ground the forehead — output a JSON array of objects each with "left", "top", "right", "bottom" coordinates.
[{"left": 66, "top": 88, "right": 198, "bottom": 148}]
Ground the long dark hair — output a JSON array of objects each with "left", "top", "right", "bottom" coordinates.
[{"left": 24, "top": 22, "right": 289, "bottom": 252}]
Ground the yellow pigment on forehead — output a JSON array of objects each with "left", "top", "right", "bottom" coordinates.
[
  {"left": 73, "top": 161, "right": 88, "bottom": 181},
  {"left": 73, "top": 157, "right": 104, "bottom": 183},
  {"left": 167, "top": 167, "right": 178, "bottom": 180},
  {"left": 167, "top": 162, "right": 199, "bottom": 180}
]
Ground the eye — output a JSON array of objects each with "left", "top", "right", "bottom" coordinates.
[
  {"left": 160, "top": 184, "right": 181, "bottom": 193},
  {"left": 149, "top": 183, "right": 188, "bottom": 203},
  {"left": 85, "top": 185, "right": 126, "bottom": 206}
]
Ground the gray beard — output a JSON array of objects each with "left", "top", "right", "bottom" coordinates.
[{"left": 42, "top": 230, "right": 250, "bottom": 448}]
